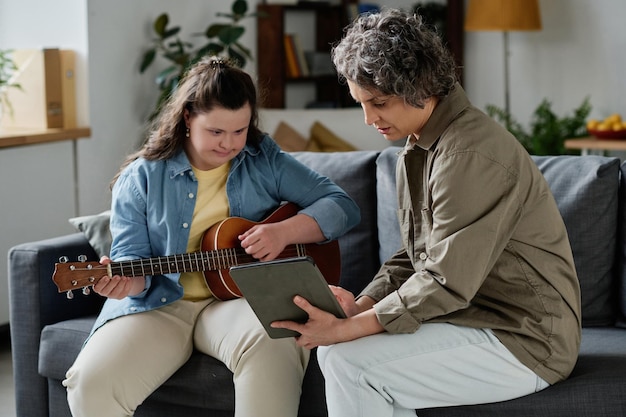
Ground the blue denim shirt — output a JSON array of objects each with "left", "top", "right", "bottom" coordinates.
[{"left": 92, "top": 136, "right": 360, "bottom": 332}]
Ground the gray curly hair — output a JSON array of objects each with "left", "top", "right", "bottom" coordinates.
[{"left": 332, "top": 8, "right": 457, "bottom": 108}]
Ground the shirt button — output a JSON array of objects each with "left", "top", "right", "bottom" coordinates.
[
  {"left": 130, "top": 307, "right": 137, "bottom": 312},
  {"left": 182, "top": 222, "right": 189, "bottom": 228},
  {"left": 188, "top": 193, "right": 194, "bottom": 199},
  {"left": 419, "top": 252, "right": 428, "bottom": 260},
  {"left": 161, "top": 297, "right": 167, "bottom": 303}
]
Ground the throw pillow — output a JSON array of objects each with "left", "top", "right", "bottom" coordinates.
[
  {"left": 68, "top": 211, "right": 112, "bottom": 258},
  {"left": 376, "top": 147, "right": 403, "bottom": 263},
  {"left": 533, "top": 155, "right": 620, "bottom": 327},
  {"left": 272, "top": 121, "right": 309, "bottom": 152},
  {"left": 305, "top": 121, "right": 358, "bottom": 152}
]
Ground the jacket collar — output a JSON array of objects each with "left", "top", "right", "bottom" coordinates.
[{"left": 414, "top": 83, "right": 471, "bottom": 151}]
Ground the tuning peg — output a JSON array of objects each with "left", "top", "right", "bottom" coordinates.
[
  {"left": 82, "top": 287, "right": 91, "bottom": 296},
  {"left": 78, "top": 255, "right": 87, "bottom": 262},
  {"left": 66, "top": 290, "right": 74, "bottom": 300},
  {"left": 59, "top": 256, "right": 69, "bottom": 263}
]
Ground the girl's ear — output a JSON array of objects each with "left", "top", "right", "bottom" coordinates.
[{"left": 183, "top": 109, "right": 190, "bottom": 127}]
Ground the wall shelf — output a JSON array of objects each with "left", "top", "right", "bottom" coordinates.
[{"left": 0, "top": 126, "right": 91, "bottom": 149}]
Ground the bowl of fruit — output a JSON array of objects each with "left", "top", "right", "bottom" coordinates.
[{"left": 587, "top": 114, "right": 626, "bottom": 139}]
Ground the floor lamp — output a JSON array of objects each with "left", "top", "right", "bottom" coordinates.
[{"left": 465, "top": 0, "right": 542, "bottom": 129}]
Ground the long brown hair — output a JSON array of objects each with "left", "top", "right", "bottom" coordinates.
[{"left": 111, "top": 57, "right": 262, "bottom": 187}]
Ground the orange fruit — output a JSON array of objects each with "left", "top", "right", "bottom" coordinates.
[
  {"left": 587, "top": 119, "right": 600, "bottom": 130},
  {"left": 596, "top": 122, "right": 610, "bottom": 131},
  {"left": 605, "top": 113, "right": 622, "bottom": 125}
]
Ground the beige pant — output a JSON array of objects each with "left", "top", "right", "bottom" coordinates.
[{"left": 63, "top": 298, "right": 309, "bottom": 417}]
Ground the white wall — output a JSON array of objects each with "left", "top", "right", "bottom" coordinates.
[{"left": 0, "top": 0, "right": 624, "bottom": 325}]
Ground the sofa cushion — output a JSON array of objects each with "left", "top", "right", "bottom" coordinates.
[
  {"left": 68, "top": 211, "right": 112, "bottom": 258},
  {"left": 617, "top": 162, "right": 626, "bottom": 326},
  {"left": 304, "top": 121, "right": 358, "bottom": 152},
  {"left": 533, "top": 155, "right": 620, "bottom": 327},
  {"left": 376, "top": 147, "right": 403, "bottom": 263},
  {"left": 272, "top": 121, "right": 309, "bottom": 152},
  {"left": 292, "top": 151, "right": 380, "bottom": 295}
]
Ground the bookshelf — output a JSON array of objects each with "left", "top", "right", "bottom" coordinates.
[
  {"left": 256, "top": 1, "right": 465, "bottom": 109},
  {"left": 256, "top": 2, "right": 355, "bottom": 109}
]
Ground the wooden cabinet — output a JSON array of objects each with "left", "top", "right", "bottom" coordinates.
[{"left": 256, "top": 1, "right": 464, "bottom": 109}]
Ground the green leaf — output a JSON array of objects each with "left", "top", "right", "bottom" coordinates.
[
  {"left": 206, "top": 23, "right": 228, "bottom": 38},
  {"left": 154, "top": 13, "right": 169, "bottom": 37},
  {"left": 162, "top": 27, "right": 181, "bottom": 39},
  {"left": 196, "top": 43, "right": 224, "bottom": 57},
  {"left": 139, "top": 49, "right": 156, "bottom": 73},
  {"left": 218, "top": 26, "right": 244, "bottom": 45},
  {"left": 233, "top": 0, "right": 248, "bottom": 16}
]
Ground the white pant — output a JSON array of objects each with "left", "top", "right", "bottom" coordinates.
[
  {"left": 317, "top": 323, "right": 549, "bottom": 417},
  {"left": 63, "top": 298, "right": 309, "bottom": 417}
]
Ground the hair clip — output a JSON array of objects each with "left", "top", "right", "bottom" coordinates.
[{"left": 210, "top": 58, "right": 226, "bottom": 69}]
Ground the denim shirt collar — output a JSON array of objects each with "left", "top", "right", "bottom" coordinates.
[{"left": 165, "top": 141, "right": 264, "bottom": 179}]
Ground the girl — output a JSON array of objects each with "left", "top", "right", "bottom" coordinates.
[{"left": 63, "top": 57, "right": 360, "bottom": 417}]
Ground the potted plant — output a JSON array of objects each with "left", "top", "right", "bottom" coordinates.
[
  {"left": 487, "top": 97, "right": 592, "bottom": 155},
  {"left": 139, "top": 0, "right": 258, "bottom": 119},
  {"left": 0, "top": 49, "right": 22, "bottom": 121}
]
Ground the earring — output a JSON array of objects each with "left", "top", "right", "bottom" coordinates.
[{"left": 185, "top": 128, "right": 190, "bottom": 138}]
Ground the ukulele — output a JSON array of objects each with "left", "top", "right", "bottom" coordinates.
[{"left": 52, "top": 203, "right": 340, "bottom": 300}]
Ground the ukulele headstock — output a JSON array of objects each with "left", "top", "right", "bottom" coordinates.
[{"left": 53, "top": 255, "right": 104, "bottom": 299}]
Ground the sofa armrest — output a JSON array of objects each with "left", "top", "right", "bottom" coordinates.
[{"left": 8, "top": 232, "right": 104, "bottom": 417}]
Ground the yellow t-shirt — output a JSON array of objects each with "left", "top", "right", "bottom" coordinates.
[{"left": 180, "top": 162, "right": 230, "bottom": 300}]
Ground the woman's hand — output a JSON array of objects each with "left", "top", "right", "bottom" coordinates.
[
  {"left": 272, "top": 295, "right": 348, "bottom": 349},
  {"left": 271, "top": 293, "right": 384, "bottom": 349},
  {"left": 93, "top": 256, "right": 146, "bottom": 299}
]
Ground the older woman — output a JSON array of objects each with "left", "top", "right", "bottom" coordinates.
[{"left": 272, "top": 8, "right": 581, "bottom": 417}]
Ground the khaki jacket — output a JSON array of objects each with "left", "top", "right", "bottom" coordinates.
[{"left": 361, "top": 84, "right": 581, "bottom": 384}]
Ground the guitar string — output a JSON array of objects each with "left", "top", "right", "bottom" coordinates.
[{"left": 108, "top": 244, "right": 307, "bottom": 277}]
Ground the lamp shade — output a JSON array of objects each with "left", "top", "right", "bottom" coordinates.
[{"left": 465, "top": 0, "right": 542, "bottom": 31}]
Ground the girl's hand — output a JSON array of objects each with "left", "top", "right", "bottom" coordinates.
[
  {"left": 239, "top": 223, "right": 287, "bottom": 261},
  {"left": 93, "top": 256, "right": 145, "bottom": 299}
]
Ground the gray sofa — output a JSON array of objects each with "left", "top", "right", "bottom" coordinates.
[{"left": 9, "top": 146, "right": 626, "bottom": 417}]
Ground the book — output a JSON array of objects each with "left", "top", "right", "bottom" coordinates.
[
  {"left": 291, "top": 33, "right": 310, "bottom": 77},
  {"left": 1, "top": 48, "right": 76, "bottom": 129},
  {"left": 283, "top": 34, "right": 300, "bottom": 78}
]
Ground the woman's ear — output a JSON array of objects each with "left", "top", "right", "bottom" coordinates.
[{"left": 183, "top": 109, "right": 190, "bottom": 127}]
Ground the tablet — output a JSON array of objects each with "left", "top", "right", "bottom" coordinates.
[{"left": 229, "top": 256, "right": 346, "bottom": 338}]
